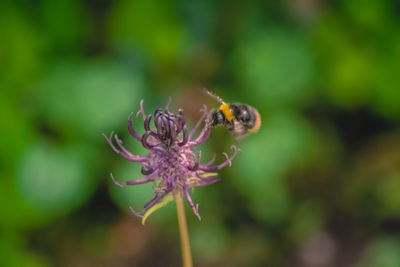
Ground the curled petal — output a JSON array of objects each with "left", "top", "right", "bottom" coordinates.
[
  {"left": 128, "top": 113, "right": 142, "bottom": 141},
  {"left": 203, "top": 153, "right": 216, "bottom": 166},
  {"left": 155, "top": 116, "right": 169, "bottom": 140},
  {"left": 144, "top": 114, "right": 159, "bottom": 140},
  {"left": 129, "top": 206, "right": 144, "bottom": 218},
  {"left": 189, "top": 108, "right": 214, "bottom": 147},
  {"left": 162, "top": 117, "right": 170, "bottom": 137},
  {"left": 222, "top": 152, "right": 231, "bottom": 167},
  {"left": 141, "top": 131, "right": 155, "bottom": 149},
  {"left": 189, "top": 125, "right": 211, "bottom": 147},
  {"left": 114, "top": 134, "right": 135, "bottom": 155},
  {"left": 129, "top": 190, "right": 171, "bottom": 218},
  {"left": 188, "top": 105, "right": 208, "bottom": 141},
  {"left": 155, "top": 116, "right": 163, "bottom": 136},
  {"left": 103, "top": 132, "right": 147, "bottom": 162},
  {"left": 142, "top": 193, "right": 174, "bottom": 225},
  {"left": 165, "top": 96, "right": 172, "bottom": 111},
  {"left": 168, "top": 119, "right": 176, "bottom": 145},
  {"left": 141, "top": 165, "right": 154, "bottom": 175},
  {"left": 114, "top": 134, "right": 152, "bottom": 161},
  {"left": 184, "top": 187, "right": 201, "bottom": 220},
  {"left": 192, "top": 174, "right": 220, "bottom": 187},
  {"left": 144, "top": 114, "right": 152, "bottom": 131},
  {"left": 136, "top": 99, "right": 147, "bottom": 120},
  {"left": 178, "top": 124, "right": 188, "bottom": 146},
  {"left": 144, "top": 191, "right": 170, "bottom": 209},
  {"left": 110, "top": 172, "right": 155, "bottom": 188},
  {"left": 198, "top": 145, "right": 239, "bottom": 172},
  {"left": 176, "top": 109, "right": 186, "bottom": 133},
  {"left": 154, "top": 108, "right": 163, "bottom": 121}
]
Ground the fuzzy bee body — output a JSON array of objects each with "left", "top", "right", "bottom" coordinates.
[{"left": 205, "top": 90, "right": 261, "bottom": 138}]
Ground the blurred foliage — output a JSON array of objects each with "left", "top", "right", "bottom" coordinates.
[
  {"left": 33, "top": 59, "right": 144, "bottom": 138},
  {"left": 16, "top": 141, "right": 94, "bottom": 217},
  {"left": 234, "top": 28, "right": 316, "bottom": 109},
  {"left": 1, "top": 0, "right": 400, "bottom": 266}
]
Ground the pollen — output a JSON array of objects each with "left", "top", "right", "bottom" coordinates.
[{"left": 220, "top": 103, "right": 234, "bottom": 121}]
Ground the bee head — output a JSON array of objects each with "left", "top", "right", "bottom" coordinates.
[{"left": 211, "top": 110, "right": 226, "bottom": 127}]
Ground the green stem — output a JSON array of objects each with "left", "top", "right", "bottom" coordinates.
[{"left": 176, "top": 193, "right": 193, "bottom": 267}]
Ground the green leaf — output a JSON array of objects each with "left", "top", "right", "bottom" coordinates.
[
  {"left": 142, "top": 193, "right": 174, "bottom": 225},
  {"left": 234, "top": 28, "right": 315, "bottom": 109},
  {"left": 34, "top": 59, "right": 145, "bottom": 138},
  {"left": 16, "top": 141, "right": 94, "bottom": 217}
]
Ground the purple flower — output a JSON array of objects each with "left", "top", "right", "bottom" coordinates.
[{"left": 103, "top": 99, "right": 238, "bottom": 221}]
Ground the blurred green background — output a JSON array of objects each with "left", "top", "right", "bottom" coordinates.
[{"left": 1, "top": 0, "right": 400, "bottom": 266}]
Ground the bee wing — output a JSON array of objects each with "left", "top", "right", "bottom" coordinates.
[{"left": 232, "top": 119, "right": 248, "bottom": 139}]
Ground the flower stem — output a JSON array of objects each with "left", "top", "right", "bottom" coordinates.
[{"left": 176, "top": 193, "right": 193, "bottom": 267}]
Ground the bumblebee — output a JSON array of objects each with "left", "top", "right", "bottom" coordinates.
[{"left": 204, "top": 89, "right": 261, "bottom": 138}]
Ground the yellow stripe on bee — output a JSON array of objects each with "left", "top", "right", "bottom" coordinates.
[{"left": 220, "top": 104, "right": 234, "bottom": 121}]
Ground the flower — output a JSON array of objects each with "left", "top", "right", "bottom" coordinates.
[{"left": 103, "top": 99, "right": 238, "bottom": 221}]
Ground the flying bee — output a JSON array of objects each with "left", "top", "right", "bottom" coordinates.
[{"left": 204, "top": 89, "right": 261, "bottom": 139}]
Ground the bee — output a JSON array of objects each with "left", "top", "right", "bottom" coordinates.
[{"left": 204, "top": 89, "right": 261, "bottom": 139}]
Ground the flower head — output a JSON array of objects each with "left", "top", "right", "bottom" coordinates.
[{"left": 103, "top": 99, "right": 238, "bottom": 221}]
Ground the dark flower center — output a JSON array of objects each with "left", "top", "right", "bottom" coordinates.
[{"left": 152, "top": 108, "right": 187, "bottom": 147}]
